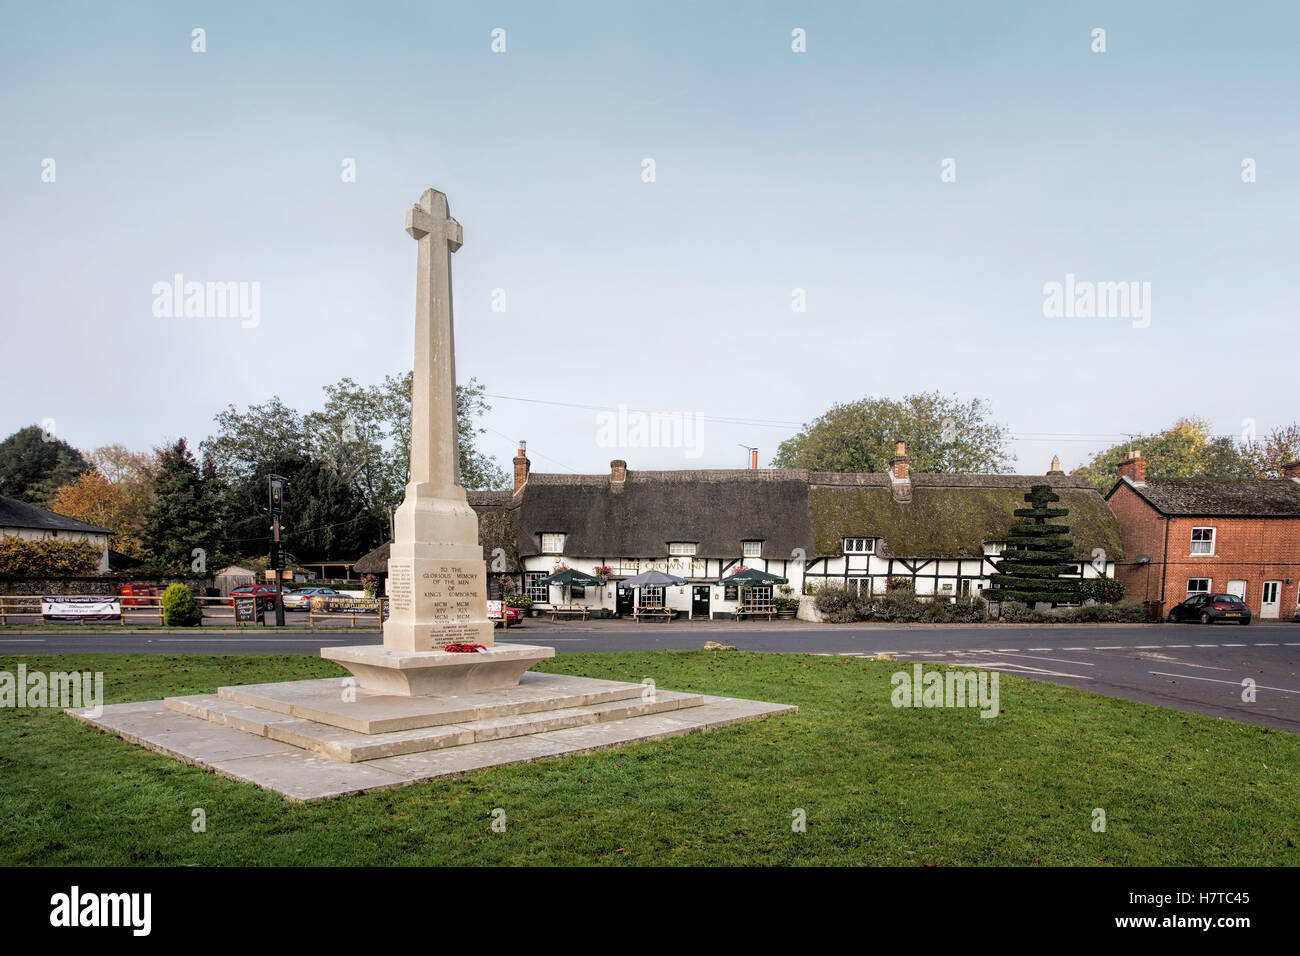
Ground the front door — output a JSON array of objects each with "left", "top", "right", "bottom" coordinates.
[
  {"left": 1226, "top": 580, "right": 1246, "bottom": 601},
  {"left": 691, "top": 585, "right": 710, "bottom": 619},
  {"left": 1261, "top": 581, "right": 1281, "bottom": 619},
  {"left": 615, "top": 585, "right": 634, "bottom": 618}
]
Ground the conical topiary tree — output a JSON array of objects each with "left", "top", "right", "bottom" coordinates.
[{"left": 983, "top": 485, "right": 1081, "bottom": 608}]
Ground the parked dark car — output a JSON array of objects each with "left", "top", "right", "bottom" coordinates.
[
  {"left": 228, "top": 584, "right": 280, "bottom": 611},
  {"left": 1167, "top": 593, "right": 1251, "bottom": 624}
]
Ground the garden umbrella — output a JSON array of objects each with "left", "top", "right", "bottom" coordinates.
[
  {"left": 717, "top": 567, "right": 788, "bottom": 586},
  {"left": 619, "top": 570, "right": 687, "bottom": 587},
  {"left": 534, "top": 568, "right": 603, "bottom": 604},
  {"left": 619, "top": 569, "right": 687, "bottom": 609}
]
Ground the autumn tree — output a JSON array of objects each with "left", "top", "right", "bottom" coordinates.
[
  {"left": 1239, "top": 423, "right": 1300, "bottom": 478},
  {"left": 1072, "top": 418, "right": 1252, "bottom": 493},
  {"left": 773, "top": 393, "right": 1011, "bottom": 474},
  {"left": 49, "top": 469, "right": 149, "bottom": 558}
]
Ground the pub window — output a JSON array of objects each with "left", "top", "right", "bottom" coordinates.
[
  {"left": 746, "top": 585, "right": 773, "bottom": 606},
  {"left": 641, "top": 585, "right": 665, "bottom": 606},
  {"left": 724, "top": 585, "right": 739, "bottom": 601},
  {"left": 541, "top": 533, "right": 566, "bottom": 554},
  {"left": 1190, "top": 527, "right": 1215, "bottom": 556},
  {"left": 668, "top": 542, "right": 697, "bottom": 556},
  {"left": 843, "top": 537, "right": 874, "bottom": 554},
  {"left": 571, "top": 585, "right": 585, "bottom": 599},
  {"left": 525, "top": 571, "right": 549, "bottom": 603},
  {"left": 742, "top": 540, "right": 762, "bottom": 558}
]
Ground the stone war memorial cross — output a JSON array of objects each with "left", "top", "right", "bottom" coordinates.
[
  {"left": 321, "top": 188, "right": 553, "bottom": 695},
  {"left": 65, "top": 187, "right": 794, "bottom": 802}
]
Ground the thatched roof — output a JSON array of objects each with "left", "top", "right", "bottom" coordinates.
[
  {"left": 518, "top": 470, "right": 813, "bottom": 559},
  {"left": 352, "top": 467, "right": 1126, "bottom": 568},
  {"left": 1107, "top": 477, "right": 1300, "bottom": 517},
  {"left": 810, "top": 474, "right": 1123, "bottom": 561}
]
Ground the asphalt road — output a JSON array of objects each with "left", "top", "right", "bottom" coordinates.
[{"left": 3, "top": 619, "right": 1297, "bottom": 732}]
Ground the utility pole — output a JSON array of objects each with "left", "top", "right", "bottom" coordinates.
[{"left": 268, "top": 474, "right": 287, "bottom": 627}]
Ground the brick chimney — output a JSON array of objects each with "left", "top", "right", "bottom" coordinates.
[
  {"left": 1117, "top": 448, "right": 1146, "bottom": 485},
  {"left": 610, "top": 459, "right": 627, "bottom": 483},
  {"left": 889, "top": 442, "right": 912, "bottom": 503},
  {"left": 512, "top": 442, "right": 530, "bottom": 493},
  {"left": 1046, "top": 455, "right": 1064, "bottom": 476},
  {"left": 1283, "top": 459, "right": 1300, "bottom": 481},
  {"left": 889, "top": 442, "right": 909, "bottom": 481}
]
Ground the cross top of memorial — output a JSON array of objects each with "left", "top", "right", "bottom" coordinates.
[{"left": 405, "top": 188, "right": 463, "bottom": 250}]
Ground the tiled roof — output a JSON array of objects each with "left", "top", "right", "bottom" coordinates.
[
  {"left": 0, "top": 495, "right": 111, "bottom": 535},
  {"left": 1109, "top": 477, "right": 1300, "bottom": 516}
]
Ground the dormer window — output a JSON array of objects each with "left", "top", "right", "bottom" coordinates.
[
  {"left": 541, "top": 533, "right": 566, "bottom": 554},
  {"left": 983, "top": 542, "right": 1006, "bottom": 556},
  {"left": 843, "top": 537, "right": 874, "bottom": 554},
  {"left": 668, "top": 542, "right": 697, "bottom": 556},
  {"left": 741, "top": 540, "right": 762, "bottom": 558}
]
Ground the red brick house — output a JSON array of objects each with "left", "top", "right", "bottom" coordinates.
[{"left": 1106, "top": 451, "right": 1300, "bottom": 620}]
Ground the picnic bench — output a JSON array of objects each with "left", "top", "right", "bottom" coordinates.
[
  {"left": 734, "top": 603, "right": 777, "bottom": 621},
  {"left": 633, "top": 605, "right": 676, "bottom": 622},
  {"left": 549, "top": 603, "right": 591, "bottom": 621}
]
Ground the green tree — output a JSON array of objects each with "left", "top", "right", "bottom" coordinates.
[
  {"left": 773, "top": 393, "right": 1010, "bottom": 474},
  {"left": 199, "top": 397, "right": 306, "bottom": 482},
  {"left": 143, "top": 439, "right": 222, "bottom": 573},
  {"left": 1073, "top": 418, "right": 1252, "bottom": 493},
  {"left": 218, "top": 454, "right": 385, "bottom": 564},
  {"left": 983, "top": 485, "right": 1081, "bottom": 607},
  {"left": 0, "top": 426, "right": 90, "bottom": 505}
]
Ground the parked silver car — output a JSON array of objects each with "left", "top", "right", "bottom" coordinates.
[{"left": 282, "top": 586, "right": 338, "bottom": 610}]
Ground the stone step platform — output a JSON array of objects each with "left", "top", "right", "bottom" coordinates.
[
  {"left": 214, "top": 671, "right": 649, "bottom": 734},
  {"left": 66, "top": 691, "right": 797, "bottom": 802},
  {"left": 165, "top": 686, "right": 704, "bottom": 763}
]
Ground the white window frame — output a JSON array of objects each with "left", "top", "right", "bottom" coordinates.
[
  {"left": 668, "top": 542, "right": 697, "bottom": 556},
  {"left": 983, "top": 541, "right": 1006, "bottom": 556},
  {"left": 741, "top": 540, "right": 762, "bottom": 558},
  {"left": 1190, "top": 527, "right": 1216, "bottom": 556},
  {"left": 540, "top": 533, "right": 566, "bottom": 555},
  {"left": 525, "top": 571, "right": 550, "bottom": 604},
  {"left": 1186, "top": 578, "right": 1211, "bottom": 597},
  {"left": 843, "top": 537, "right": 874, "bottom": 554}
]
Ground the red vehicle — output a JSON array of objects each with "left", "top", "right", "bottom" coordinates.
[
  {"left": 229, "top": 584, "right": 280, "bottom": 611},
  {"left": 489, "top": 602, "right": 523, "bottom": 627}
]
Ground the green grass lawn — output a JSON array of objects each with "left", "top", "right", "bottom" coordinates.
[{"left": 1, "top": 651, "right": 1296, "bottom": 866}]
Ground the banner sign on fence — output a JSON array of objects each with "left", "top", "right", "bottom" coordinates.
[
  {"left": 312, "top": 596, "right": 382, "bottom": 614},
  {"left": 42, "top": 596, "right": 122, "bottom": 622}
]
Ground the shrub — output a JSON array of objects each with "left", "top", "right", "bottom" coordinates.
[
  {"left": 812, "top": 584, "right": 864, "bottom": 622},
  {"left": 1078, "top": 576, "right": 1125, "bottom": 603},
  {"left": 161, "top": 583, "right": 202, "bottom": 626},
  {"left": 998, "top": 598, "right": 1144, "bottom": 624}
]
